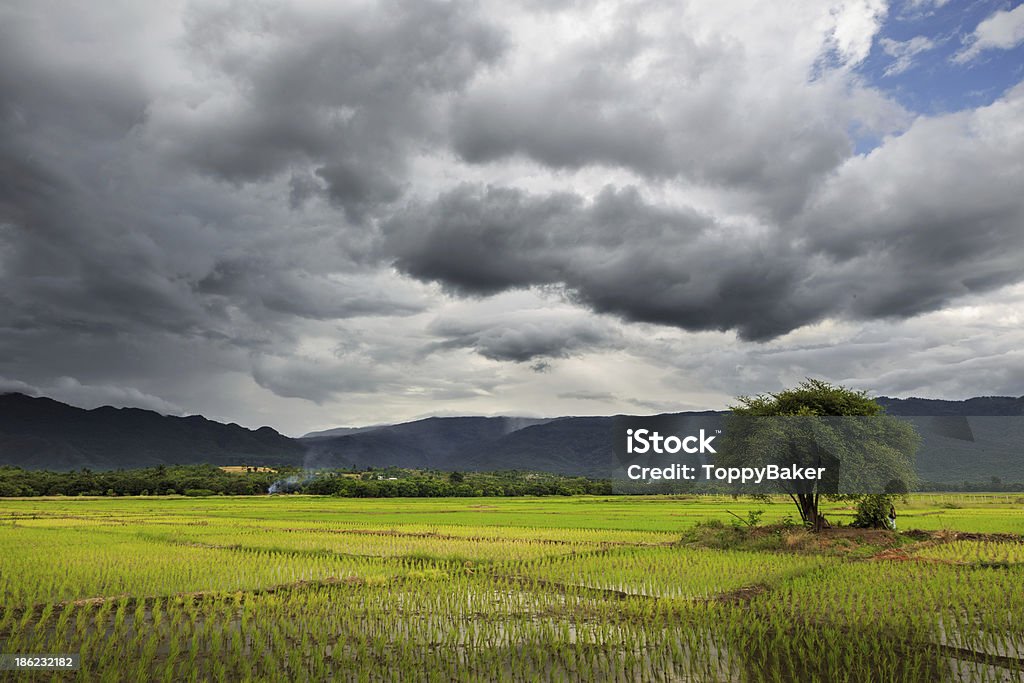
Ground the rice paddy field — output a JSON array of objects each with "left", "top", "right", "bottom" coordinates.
[{"left": 1, "top": 494, "right": 1022, "bottom": 681}]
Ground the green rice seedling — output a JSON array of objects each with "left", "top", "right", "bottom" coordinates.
[{"left": 2, "top": 495, "right": 1022, "bottom": 681}]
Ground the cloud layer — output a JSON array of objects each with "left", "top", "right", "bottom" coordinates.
[{"left": 0, "top": 0, "right": 1021, "bottom": 433}]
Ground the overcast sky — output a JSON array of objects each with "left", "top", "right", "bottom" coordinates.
[{"left": 2, "top": 0, "right": 1023, "bottom": 435}]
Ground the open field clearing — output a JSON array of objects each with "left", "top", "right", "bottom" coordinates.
[{"left": 1, "top": 494, "right": 1023, "bottom": 681}]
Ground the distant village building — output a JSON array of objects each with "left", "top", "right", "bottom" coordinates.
[{"left": 219, "top": 466, "right": 277, "bottom": 474}]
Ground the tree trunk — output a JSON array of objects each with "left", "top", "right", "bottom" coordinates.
[
  {"left": 790, "top": 437, "right": 830, "bottom": 532},
  {"left": 796, "top": 493, "right": 829, "bottom": 531}
]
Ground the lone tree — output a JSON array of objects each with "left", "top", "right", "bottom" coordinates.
[{"left": 718, "top": 379, "right": 919, "bottom": 531}]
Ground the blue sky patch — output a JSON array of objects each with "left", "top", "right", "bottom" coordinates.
[{"left": 858, "top": 1, "right": 1024, "bottom": 117}]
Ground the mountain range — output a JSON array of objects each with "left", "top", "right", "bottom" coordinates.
[
  {"left": 0, "top": 393, "right": 304, "bottom": 470},
  {"left": 2, "top": 392, "right": 1023, "bottom": 483}
]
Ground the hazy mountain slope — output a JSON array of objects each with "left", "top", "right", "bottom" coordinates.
[
  {"left": 460, "top": 416, "right": 615, "bottom": 477},
  {"left": 876, "top": 397, "right": 1024, "bottom": 483},
  {"left": 301, "top": 416, "right": 552, "bottom": 469},
  {"left": 0, "top": 393, "right": 305, "bottom": 470},
  {"left": 877, "top": 396, "right": 1024, "bottom": 416},
  {"left": 302, "top": 425, "right": 389, "bottom": 439},
  {"left": 901, "top": 415, "right": 1024, "bottom": 484}
]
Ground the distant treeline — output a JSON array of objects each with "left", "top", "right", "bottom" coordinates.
[
  {"left": 917, "top": 479, "right": 1024, "bottom": 493},
  {"left": 300, "top": 468, "right": 612, "bottom": 497},
  {"left": 1, "top": 465, "right": 1019, "bottom": 498},
  {"left": 0, "top": 465, "right": 611, "bottom": 497},
  {"left": 0, "top": 464, "right": 296, "bottom": 497}
]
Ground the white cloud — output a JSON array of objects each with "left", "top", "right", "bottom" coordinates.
[
  {"left": 0, "top": 377, "right": 39, "bottom": 396},
  {"left": 954, "top": 4, "right": 1024, "bottom": 63},
  {"left": 905, "top": 0, "right": 950, "bottom": 9},
  {"left": 829, "top": 0, "right": 890, "bottom": 66},
  {"left": 880, "top": 35, "right": 936, "bottom": 76}
]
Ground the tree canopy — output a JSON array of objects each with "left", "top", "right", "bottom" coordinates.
[{"left": 718, "top": 379, "right": 920, "bottom": 530}]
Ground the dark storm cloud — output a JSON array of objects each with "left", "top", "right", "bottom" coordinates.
[
  {"left": 153, "top": 0, "right": 506, "bottom": 221},
  {"left": 250, "top": 352, "right": 399, "bottom": 404},
  {"left": 385, "top": 83, "right": 1024, "bottom": 344},
  {"left": 427, "top": 311, "right": 621, "bottom": 362},
  {"left": 0, "top": 0, "right": 506, "bottom": 410},
  {"left": 1, "top": 0, "right": 1022, "bottom": 424},
  {"left": 0, "top": 9, "right": 149, "bottom": 139},
  {"left": 384, "top": 185, "right": 825, "bottom": 341},
  {"left": 0, "top": 7, "right": 231, "bottom": 343},
  {"left": 795, "top": 86, "right": 1024, "bottom": 322},
  {"left": 197, "top": 262, "right": 427, "bottom": 321},
  {"left": 448, "top": 18, "right": 856, "bottom": 218}
]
